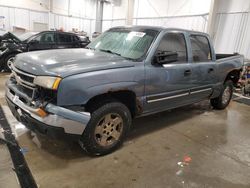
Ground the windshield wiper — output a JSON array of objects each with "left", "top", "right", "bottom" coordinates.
[
  {"left": 99, "top": 49, "right": 121, "bottom": 56},
  {"left": 99, "top": 49, "right": 135, "bottom": 61}
]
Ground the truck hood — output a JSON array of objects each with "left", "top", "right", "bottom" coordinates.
[{"left": 14, "top": 48, "right": 135, "bottom": 77}]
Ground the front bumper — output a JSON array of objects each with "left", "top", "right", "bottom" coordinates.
[{"left": 6, "top": 80, "right": 91, "bottom": 138}]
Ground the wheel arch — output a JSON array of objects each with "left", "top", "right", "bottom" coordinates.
[
  {"left": 85, "top": 90, "right": 143, "bottom": 118},
  {"left": 224, "top": 69, "right": 241, "bottom": 85},
  {"left": 0, "top": 51, "right": 20, "bottom": 71}
]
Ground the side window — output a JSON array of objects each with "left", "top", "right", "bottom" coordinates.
[
  {"left": 57, "top": 33, "right": 73, "bottom": 43},
  {"left": 190, "top": 35, "right": 211, "bottom": 62},
  {"left": 34, "top": 33, "right": 55, "bottom": 43},
  {"left": 32, "top": 35, "right": 41, "bottom": 43},
  {"left": 73, "top": 35, "right": 80, "bottom": 42},
  {"left": 157, "top": 33, "right": 187, "bottom": 63}
]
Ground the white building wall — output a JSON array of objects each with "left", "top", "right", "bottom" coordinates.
[
  {"left": 133, "top": 0, "right": 211, "bottom": 17},
  {"left": 102, "top": 0, "right": 211, "bottom": 32},
  {"left": 0, "top": 0, "right": 96, "bottom": 35},
  {"left": 102, "top": 0, "right": 127, "bottom": 32},
  {"left": 102, "top": 0, "right": 250, "bottom": 59},
  {"left": 0, "top": 0, "right": 249, "bottom": 60},
  {"left": 133, "top": 0, "right": 211, "bottom": 32},
  {"left": 0, "top": 0, "right": 49, "bottom": 11},
  {"left": 52, "top": 0, "right": 68, "bottom": 15},
  {"left": 213, "top": 0, "right": 250, "bottom": 59},
  {"left": 0, "top": 6, "right": 48, "bottom": 31},
  {"left": 50, "top": 0, "right": 96, "bottom": 34}
]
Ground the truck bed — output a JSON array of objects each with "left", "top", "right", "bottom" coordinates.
[{"left": 216, "top": 53, "right": 239, "bottom": 60}]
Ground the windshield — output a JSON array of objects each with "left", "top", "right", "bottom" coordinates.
[
  {"left": 87, "top": 29, "right": 159, "bottom": 60},
  {"left": 18, "top": 32, "right": 37, "bottom": 41}
]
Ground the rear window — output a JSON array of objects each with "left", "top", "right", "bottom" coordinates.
[
  {"left": 190, "top": 35, "right": 211, "bottom": 62},
  {"left": 57, "top": 33, "right": 73, "bottom": 43}
]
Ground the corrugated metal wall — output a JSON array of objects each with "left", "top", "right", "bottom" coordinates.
[
  {"left": 49, "top": 13, "right": 95, "bottom": 34},
  {"left": 102, "top": 0, "right": 210, "bottom": 33},
  {"left": 0, "top": 4, "right": 95, "bottom": 35},
  {"left": 102, "top": 19, "right": 126, "bottom": 32},
  {"left": 213, "top": 12, "right": 250, "bottom": 59},
  {"left": 133, "top": 14, "right": 208, "bottom": 32},
  {"left": 101, "top": 14, "right": 208, "bottom": 34},
  {"left": 1, "top": 0, "right": 249, "bottom": 60},
  {"left": 0, "top": 6, "right": 48, "bottom": 31}
]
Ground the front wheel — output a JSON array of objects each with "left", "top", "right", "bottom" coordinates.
[
  {"left": 79, "top": 102, "right": 132, "bottom": 156},
  {"left": 210, "top": 80, "right": 233, "bottom": 109},
  {"left": 3, "top": 54, "right": 16, "bottom": 72}
]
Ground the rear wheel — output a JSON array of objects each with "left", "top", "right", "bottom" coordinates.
[
  {"left": 210, "top": 80, "right": 233, "bottom": 109},
  {"left": 79, "top": 102, "right": 132, "bottom": 156}
]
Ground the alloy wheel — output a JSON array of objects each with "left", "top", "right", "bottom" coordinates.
[
  {"left": 7, "top": 57, "right": 15, "bottom": 69},
  {"left": 222, "top": 86, "right": 231, "bottom": 105},
  {"left": 94, "top": 113, "right": 123, "bottom": 147}
]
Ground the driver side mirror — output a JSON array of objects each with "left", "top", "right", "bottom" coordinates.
[{"left": 154, "top": 51, "right": 178, "bottom": 64}]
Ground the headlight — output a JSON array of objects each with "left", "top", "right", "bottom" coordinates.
[{"left": 33, "top": 76, "right": 62, "bottom": 90}]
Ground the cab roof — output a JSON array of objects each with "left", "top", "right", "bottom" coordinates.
[{"left": 109, "top": 25, "right": 208, "bottom": 36}]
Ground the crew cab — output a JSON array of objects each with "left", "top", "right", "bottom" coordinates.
[
  {"left": 5, "top": 26, "right": 243, "bottom": 155},
  {"left": 0, "top": 31, "right": 90, "bottom": 72}
]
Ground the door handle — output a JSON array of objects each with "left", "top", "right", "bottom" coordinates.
[
  {"left": 208, "top": 68, "right": 214, "bottom": 73},
  {"left": 184, "top": 69, "right": 192, "bottom": 76}
]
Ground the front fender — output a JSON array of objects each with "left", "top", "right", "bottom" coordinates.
[
  {"left": 0, "top": 49, "right": 22, "bottom": 61},
  {"left": 56, "top": 66, "right": 145, "bottom": 106},
  {"left": 58, "top": 81, "right": 140, "bottom": 106}
]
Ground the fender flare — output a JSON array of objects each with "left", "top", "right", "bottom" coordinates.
[{"left": 57, "top": 81, "right": 140, "bottom": 106}]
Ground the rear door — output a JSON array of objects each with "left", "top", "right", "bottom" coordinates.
[
  {"left": 28, "top": 32, "right": 55, "bottom": 51},
  {"left": 188, "top": 34, "right": 217, "bottom": 100},
  {"left": 144, "top": 32, "right": 193, "bottom": 113},
  {"left": 56, "top": 33, "right": 80, "bottom": 49}
]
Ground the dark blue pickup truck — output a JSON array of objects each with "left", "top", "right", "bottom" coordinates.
[{"left": 6, "top": 26, "right": 243, "bottom": 155}]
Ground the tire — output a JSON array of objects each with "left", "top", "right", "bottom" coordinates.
[
  {"left": 210, "top": 80, "right": 233, "bottom": 110},
  {"left": 3, "top": 54, "right": 16, "bottom": 72},
  {"left": 79, "top": 102, "right": 132, "bottom": 156}
]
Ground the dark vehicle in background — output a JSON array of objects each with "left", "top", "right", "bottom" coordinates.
[
  {"left": 0, "top": 31, "right": 90, "bottom": 72},
  {"left": 0, "top": 31, "right": 22, "bottom": 43},
  {"left": 78, "top": 35, "right": 91, "bottom": 47},
  {"left": 0, "top": 31, "right": 37, "bottom": 72}
]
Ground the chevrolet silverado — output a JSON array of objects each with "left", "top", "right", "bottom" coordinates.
[{"left": 6, "top": 26, "right": 243, "bottom": 155}]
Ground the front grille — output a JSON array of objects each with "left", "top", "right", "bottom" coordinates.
[
  {"left": 15, "top": 72, "right": 34, "bottom": 83},
  {"left": 10, "top": 65, "right": 57, "bottom": 105},
  {"left": 11, "top": 65, "right": 36, "bottom": 90},
  {"left": 10, "top": 65, "right": 37, "bottom": 103}
]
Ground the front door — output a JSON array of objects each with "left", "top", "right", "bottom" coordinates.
[
  {"left": 56, "top": 33, "right": 79, "bottom": 49},
  {"left": 28, "top": 32, "right": 55, "bottom": 51},
  {"left": 144, "top": 32, "right": 193, "bottom": 113}
]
